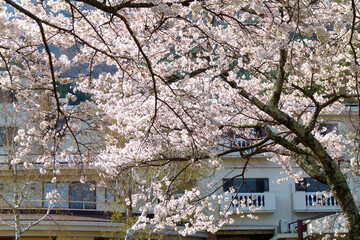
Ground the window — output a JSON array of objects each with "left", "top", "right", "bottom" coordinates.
[
  {"left": 56, "top": 118, "right": 66, "bottom": 131},
  {"left": 69, "top": 182, "right": 96, "bottom": 209},
  {"left": 0, "top": 127, "right": 17, "bottom": 146},
  {"left": 55, "top": 118, "right": 66, "bottom": 137},
  {"left": 43, "top": 182, "right": 96, "bottom": 209},
  {"left": 318, "top": 124, "right": 337, "bottom": 136},
  {"left": 223, "top": 178, "right": 269, "bottom": 193},
  {"left": 105, "top": 187, "right": 115, "bottom": 203},
  {"left": 105, "top": 181, "right": 118, "bottom": 203},
  {"left": 43, "top": 183, "right": 69, "bottom": 208},
  {"left": 296, "top": 178, "right": 336, "bottom": 207},
  {"left": 223, "top": 178, "right": 269, "bottom": 208},
  {"left": 223, "top": 127, "right": 266, "bottom": 154},
  {"left": 225, "top": 127, "right": 266, "bottom": 140},
  {"left": 295, "top": 178, "right": 330, "bottom": 192},
  {"left": 0, "top": 90, "right": 15, "bottom": 103},
  {"left": 250, "top": 127, "right": 266, "bottom": 139},
  {"left": 21, "top": 183, "right": 43, "bottom": 208}
]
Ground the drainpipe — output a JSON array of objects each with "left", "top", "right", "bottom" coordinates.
[{"left": 297, "top": 220, "right": 306, "bottom": 240}]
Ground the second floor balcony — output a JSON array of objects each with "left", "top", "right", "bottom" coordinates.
[
  {"left": 292, "top": 191, "right": 341, "bottom": 212},
  {"left": 218, "top": 127, "right": 269, "bottom": 157},
  {"left": 293, "top": 178, "right": 341, "bottom": 212},
  {"left": 221, "top": 178, "right": 276, "bottom": 213},
  {"left": 221, "top": 192, "right": 276, "bottom": 213}
]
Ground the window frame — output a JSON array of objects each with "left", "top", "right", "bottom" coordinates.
[
  {"left": 0, "top": 126, "right": 17, "bottom": 147},
  {"left": 43, "top": 181, "right": 96, "bottom": 210},
  {"left": 0, "top": 89, "right": 16, "bottom": 103},
  {"left": 69, "top": 182, "right": 96, "bottom": 209},
  {"left": 105, "top": 181, "right": 118, "bottom": 203},
  {"left": 225, "top": 127, "right": 267, "bottom": 140},
  {"left": 295, "top": 178, "right": 330, "bottom": 192},
  {"left": 250, "top": 127, "right": 267, "bottom": 139},
  {"left": 43, "top": 182, "right": 70, "bottom": 208},
  {"left": 223, "top": 178, "right": 269, "bottom": 193},
  {"left": 318, "top": 123, "right": 338, "bottom": 136}
]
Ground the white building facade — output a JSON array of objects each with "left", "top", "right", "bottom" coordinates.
[{"left": 0, "top": 92, "right": 356, "bottom": 240}]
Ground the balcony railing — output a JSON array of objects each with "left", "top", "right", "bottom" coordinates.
[
  {"left": 292, "top": 191, "right": 340, "bottom": 212},
  {"left": 230, "top": 193, "right": 265, "bottom": 208},
  {"left": 221, "top": 192, "right": 276, "bottom": 212},
  {"left": 218, "top": 138, "right": 256, "bottom": 156},
  {"left": 305, "top": 192, "right": 337, "bottom": 207},
  {"left": 16, "top": 199, "right": 98, "bottom": 210}
]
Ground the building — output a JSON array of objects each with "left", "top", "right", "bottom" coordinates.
[
  {"left": 0, "top": 89, "right": 357, "bottom": 240},
  {"left": 205, "top": 105, "right": 359, "bottom": 240},
  {"left": 0, "top": 91, "right": 203, "bottom": 240}
]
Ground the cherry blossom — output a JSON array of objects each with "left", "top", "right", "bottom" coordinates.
[{"left": 1, "top": 0, "right": 360, "bottom": 239}]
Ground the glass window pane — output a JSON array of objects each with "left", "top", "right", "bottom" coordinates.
[
  {"left": 296, "top": 178, "right": 330, "bottom": 192},
  {"left": 57, "top": 118, "right": 66, "bottom": 131},
  {"left": 69, "top": 182, "right": 95, "bottom": 209},
  {"left": 245, "top": 179, "right": 256, "bottom": 192},
  {"left": 6, "top": 127, "right": 16, "bottom": 146},
  {"left": 106, "top": 189, "right": 115, "bottom": 202},
  {"left": 295, "top": 181, "right": 306, "bottom": 191},
  {"left": 234, "top": 179, "right": 244, "bottom": 192},
  {"left": 43, "top": 183, "right": 69, "bottom": 208},
  {"left": 223, "top": 178, "right": 268, "bottom": 193},
  {"left": 69, "top": 183, "right": 83, "bottom": 209},
  {"left": 83, "top": 185, "right": 96, "bottom": 209},
  {"left": 264, "top": 179, "right": 269, "bottom": 191},
  {"left": 305, "top": 178, "right": 318, "bottom": 192},
  {"left": 223, "top": 179, "right": 234, "bottom": 192},
  {"left": 250, "top": 127, "right": 266, "bottom": 138},
  {"left": 319, "top": 124, "right": 337, "bottom": 136},
  {"left": 105, "top": 181, "right": 116, "bottom": 202},
  {"left": 0, "top": 90, "right": 15, "bottom": 103},
  {"left": 318, "top": 182, "right": 330, "bottom": 192},
  {"left": 0, "top": 128, "right": 6, "bottom": 146},
  {"left": 255, "top": 179, "right": 268, "bottom": 192},
  {"left": 0, "top": 127, "right": 17, "bottom": 147}
]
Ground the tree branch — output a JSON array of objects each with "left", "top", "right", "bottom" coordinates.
[
  {"left": 291, "top": 153, "right": 327, "bottom": 184},
  {"left": 306, "top": 93, "right": 345, "bottom": 131},
  {"left": 270, "top": 49, "right": 287, "bottom": 106}
]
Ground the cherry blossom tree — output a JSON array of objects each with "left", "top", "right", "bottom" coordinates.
[
  {"left": 0, "top": 91, "right": 65, "bottom": 240},
  {"left": 100, "top": 153, "right": 210, "bottom": 240},
  {"left": 1, "top": 0, "right": 360, "bottom": 239}
]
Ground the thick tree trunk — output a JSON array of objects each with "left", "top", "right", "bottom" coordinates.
[
  {"left": 350, "top": 221, "right": 360, "bottom": 240},
  {"left": 224, "top": 45, "right": 360, "bottom": 238},
  {"left": 302, "top": 135, "right": 360, "bottom": 240},
  {"left": 278, "top": 111, "right": 360, "bottom": 239},
  {"left": 245, "top": 96, "right": 360, "bottom": 239},
  {"left": 326, "top": 165, "right": 360, "bottom": 240}
]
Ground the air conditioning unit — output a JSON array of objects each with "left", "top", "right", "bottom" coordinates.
[
  {"left": 279, "top": 219, "right": 289, "bottom": 233},
  {"left": 289, "top": 223, "right": 298, "bottom": 233}
]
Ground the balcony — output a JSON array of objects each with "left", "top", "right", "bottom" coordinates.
[
  {"left": 9, "top": 199, "right": 99, "bottom": 210},
  {"left": 292, "top": 191, "right": 341, "bottom": 212},
  {"left": 218, "top": 138, "right": 256, "bottom": 156},
  {"left": 221, "top": 192, "right": 276, "bottom": 213}
]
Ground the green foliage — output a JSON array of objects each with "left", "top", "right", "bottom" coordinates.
[
  {"left": 56, "top": 83, "right": 92, "bottom": 105},
  {"left": 0, "top": 61, "right": 23, "bottom": 71},
  {"left": 158, "top": 47, "right": 181, "bottom": 64},
  {"left": 102, "top": 204, "right": 155, "bottom": 240}
]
